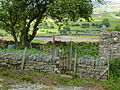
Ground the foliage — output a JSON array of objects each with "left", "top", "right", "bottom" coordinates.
[
  {"left": 2, "top": 72, "right": 11, "bottom": 77},
  {"left": 0, "top": 43, "right": 5, "bottom": 49},
  {"left": 20, "top": 76, "right": 35, "bottom": 83},
  {"left": 114, "top": 24, "right": 120, "bottom": 31},
  {"left": 102, "top": 18, "right": 110, "bottom": 27},
  {"left": 110, "top": 58, "right": 120, "bottom": 78},
  {"left": 46, "top": 41, "right": 99, "bottom": 56},
  {"left": 116, "top": 12, "right": 120, "bottom": 16},
  {"left": 102, "top": 58, "right": 120, "bottom": 90},
  {"left": 0, "top": 0, "right": 96, "bottom": 46}
]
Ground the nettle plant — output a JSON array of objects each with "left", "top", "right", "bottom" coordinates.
[
  {"left": 114, "top": 24, "right": 120, "bottom": 31},
  {"left": 0, "top": 39, "right": 5, "bottom": 49}
]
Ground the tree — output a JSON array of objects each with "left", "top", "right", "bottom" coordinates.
[
  {"left": 102, "top": 18, "right": 110, "bottom": 27},
  {"left": 116, "top": 12, "right": 120, "bottom": 17},
  {"left": 0, "top": 0, "right": 102, "bottom": 47}
]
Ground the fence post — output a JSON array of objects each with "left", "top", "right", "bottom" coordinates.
[
  {"left": 69, "top": 40, "right": 72, "bottom": 71},
  {"left": 43, "top": 45, "right": 44, "bottom": 51},
  {"left": 74, "top": 49, "right": 77, "bottom": 78},
  {"left": 108, "top": 57, "right": 110, "bottom": 80},
  {"left": 21, "top": 47, "right": 27, "bottom": 70}
]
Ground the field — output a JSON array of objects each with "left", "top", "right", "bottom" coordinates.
[
  {"left": 35, "top": 13, "right": 120, "bottom": 37},
  {"left": 0, "top": 13, "right": 120, "bottom": 38}
]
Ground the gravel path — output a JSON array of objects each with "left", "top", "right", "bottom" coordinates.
[{"left": 8, "top": 84, "right": 94, "bottom": 90}]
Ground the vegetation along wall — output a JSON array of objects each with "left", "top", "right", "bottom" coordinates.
[{"left": 0, "top": 31, "right": 120, "bottom": 80}]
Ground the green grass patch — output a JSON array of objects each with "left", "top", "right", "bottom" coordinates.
[
  {"left": 20, "top": 76, "right": 35, "bottom": 84},
  {"left": 0, "top": 67, "right": 120, "bottom": 89}
]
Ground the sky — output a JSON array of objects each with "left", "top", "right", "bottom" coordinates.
[
  {"left": 98, "top": 0, "right": 118, "bottom": 1},
  {"left": 106, "top": 0, "right": 120, "bottom": 1},
  {"left": 104, "top": 0, "right": 120, "bottom": 2}
]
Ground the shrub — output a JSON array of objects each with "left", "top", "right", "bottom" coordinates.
[
  {"left": 116, "top": 12, "right": 120, "bottom": 16},
  {"left": 102, "top": 18, "right": 110, "bottom": 27},
  {"left": 71, "top": 24, "right": 80, "bottom": 26},
  {"left": 20, "top": 76, "right": 35, "bottom": 83},
  {"left": 110, "top": 58, "right": 120, "bottom": 78},
  {"left": 63, "top": 26, "right": 70, "bottom": 31},
  {"left": 0, "top": 44, "right": 5, "bottom": 49},
  {"left": 103, "top": 58, "right": 120, "bottom": 90},
  {"left": 82, "top": 23, "right": 90, "bottom": 28},
  {"left": 92, "top": 23, "right": 95, "bottom": 26},
  {"left": 48, "top": 26, "right": 55, "bottom": 29},
  {"left": 114, "top": 24, "right": 120, "bottom": 31},
  {"left": 16, "top": 45, "right": 26, "bottom": 49},
  {"left": 2, "top": 72, "right": 11, "bottom": 77}
]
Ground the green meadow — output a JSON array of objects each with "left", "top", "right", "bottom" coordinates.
[{"left": 0, "top": 13, "right": 120, "bottom": 37}]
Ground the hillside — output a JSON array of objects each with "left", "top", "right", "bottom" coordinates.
[{"left": 93, "top": 0, "right": 120, "bottom": 13}]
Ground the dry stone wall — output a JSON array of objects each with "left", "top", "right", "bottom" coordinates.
[
  {"left": 0, "top": 52, "right": 107, "bottom": 79},
  {"left": 76, "top": 57, "right": 107, "bottom": 79},
  {"left": 1, "top": 31, "right": 119, "bottom": 80},
  {"left": 99, "top": 31, "right": 120, "bottom": 62},
  {"left": 0, "top": 53, "right": 60, "bottom": 73}
]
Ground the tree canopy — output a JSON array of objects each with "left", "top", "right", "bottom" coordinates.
[{"left": 0, "top": 0, "right": 102, "bottom": 46}]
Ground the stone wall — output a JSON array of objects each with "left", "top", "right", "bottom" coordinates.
[
  {"left": 0, "top": 53, "right": 60, "bottom": 73},
  {"left": 0, "top": 52, "right": 108, "bottom": 79},
  {"left": 99, "top": 31, "right": 120, "bottom": 62},
  {"left": 1, "top": 31, "right": 119, "bottom": 80},
  {"left": 77, "top": 57, "right": 107, "bottom": 79}
]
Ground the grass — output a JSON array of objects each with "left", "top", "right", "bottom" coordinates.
[
  {"left": 0, "top": 36, "right": 13, "bottom": 41},
  {"left": 0, "top": 67, "right": 120, "bottom": 90},
  {"left": 35, "top": 13, "right": 119, "bottom": 36},
  {"left": 0, "top": 13, "right": 119, "bottom": 37},
  {"left": 32, "top": 39, "right": 47, "bottom": 44},
  {"left": 0, "top": 29, "right": 7, "bottom": 34},
  {"left": 0, "top": 67, "right": 104, "bottom": 90},
  {"left": 71, "top": 35, "right": 100, "bottom": 38},
  {"left": 0, "top": 58, "right": 120, "bottom": 90}
]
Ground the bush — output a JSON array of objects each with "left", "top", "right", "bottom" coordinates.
[
  {"left": 116, "top": 12, "right": 120, "bottom": 16},
  {"left": 71, "top": 24, "right": 80, "bottom": 26},
  {"left": 103, "top": 58, "right": 120, "bottom": 90},
  {"left": 48, "top": 26, "right": 55, "bottom": 29},
  {"left": 63, "top": 26, "right": 70, "bottom": 31},
  {"left": 16, "top": 45, "right": 26, "bottom": 49},
  {"left": 114, "top": 24, "right": 120, "bottom": 31},
  {"left": 82, "top": 23, "right": 90, "bottom": 28},
  {"left": 2, "top": 72, "right": 11, "bottom": 77},
  {"left": 0, "top": 44, "right": 5, "bottom": 49},
  {"left": 102, "top": 18, "right": 110, "bottom": 27},
  {"left": 110, "top": 58, "right": 120, "bottom": 78},
  {"left": 20, "top": 76, "right": 35, "bottom": 83}
]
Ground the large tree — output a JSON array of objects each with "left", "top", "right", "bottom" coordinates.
[{"left": 0, "top": 0, "right": 102, "bottom": 46}]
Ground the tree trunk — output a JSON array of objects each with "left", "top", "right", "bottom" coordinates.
[
  {"left": 12, "top": 34, "right": 18, "bottom": 46},
  {"left": 58, "top": 24, "right": 62, "bottom": 31},
  {"left": 28, "top": 16, "right": 42, "bottom": 43},
  {"left": 19, "top": 7, "right": 47, "bottom": 47},
  {"left": 11, "top": 28, "right": 19, "bottom": 46},
  {"left": 19, "top": 30, "right": 30, "bottom": 47}
]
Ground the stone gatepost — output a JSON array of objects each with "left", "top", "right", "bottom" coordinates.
[{"left": 99, "top": 31, "right": 120, "bottom": 61}]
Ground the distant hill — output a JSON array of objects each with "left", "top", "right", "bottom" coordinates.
[{"left": 93, "top": 0, "right": 120, "bottom": 13}]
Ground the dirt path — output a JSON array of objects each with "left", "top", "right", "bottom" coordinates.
[{"left": 8, "top": 84, "right": 94, "bottom": 90}]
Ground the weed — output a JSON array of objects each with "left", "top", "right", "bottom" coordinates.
[
  {"left": 20, "top": 76, "right": 35, "bottom": 84},
  {"left": 2, "top": 72, "right": 10, "bottom": 77}
]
